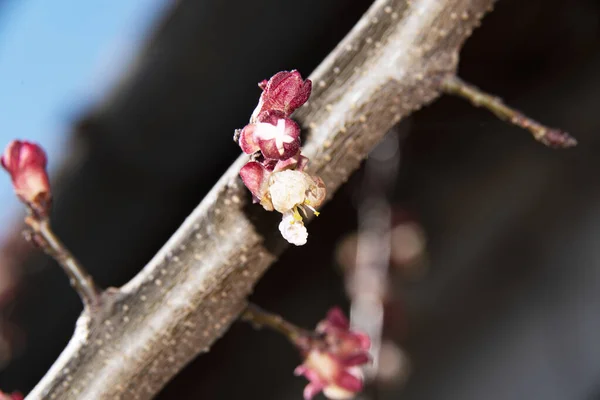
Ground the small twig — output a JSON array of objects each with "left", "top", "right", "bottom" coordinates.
[
  {"left": 25, "top": 216, "right": 100, "bottom": 309},
  {"left": 241, "top": 303, "right": 311, "bottom": 343},
  {"left": 442, "top": 75, "right": 577, "bottom": 148}
]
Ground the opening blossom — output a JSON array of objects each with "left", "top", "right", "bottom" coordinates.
[
  {"left": 294, "top": 308, "right": 371, "bottom": 400},
  {"left": 235, "top": 70, "right": 326, "bottom": 245},
  {"left": 1, "top": 140, "right": 51, "bottom": 216}
]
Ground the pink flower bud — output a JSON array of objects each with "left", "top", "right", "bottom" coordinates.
[
  {"left": 238, "top": 114, "right": 301, "bottom": 160},
  {"left": 1, "top": 140, "right": 51, "bottom": 214},
  {"left": 251, "top": 70, "right": 312, "bottom": 122},
  {"left": 239, "top": 161, "right": 273, "bottom": 211},
  {"left": 272, "top": 151, "right": 308, "bottom": 172},
  {"left": 295, "top": 308, "right": 371, "bottom": 400},
  {"left": 254, "top": 116, "right": 301, "bottom": 160},
  {"left": 237, "top": 124, "right": 261, "bottom": 155},
  {"left": 0, "top": 391, "right": 23, "bottom": 400}
]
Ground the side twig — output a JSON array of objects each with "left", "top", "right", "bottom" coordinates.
[
  {"left": 242, "top": 303, "right": 311, "bottom": 342},
  {"left": 1, "top": 139, "right": 101, "bottom": 310},
  {"left": 25, "top": 217, "right": 100, "bottom": 309},
  {"left": 442, "top": 75, "right": 577, "bottom": 148}
]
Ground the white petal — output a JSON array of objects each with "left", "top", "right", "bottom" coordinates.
[
  {"left": 255, "top": 122, "right": 278, "bottom": 141},
  {"left": 322, "top": 385, "right": 355, "bottom": 400},
  {"left": 279, "top": 211, "right": 308, "bottom": 246},
  {"left": 268, "top": 170, "right": 311, "bottom": 213}
]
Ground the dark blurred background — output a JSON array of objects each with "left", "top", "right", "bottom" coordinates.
[{"left": 1, "top": 0, "right": 600, "bottom": 399}]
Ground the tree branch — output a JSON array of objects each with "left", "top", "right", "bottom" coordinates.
[
  {"left": 442, "top": 75, "right": 577, "bottom": 147},
  {"left": 27, "top": 0, "right": 495, "bottom": 398}
]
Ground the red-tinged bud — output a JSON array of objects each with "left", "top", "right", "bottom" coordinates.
[
  {"left": 272, "top": 151, "right": 307, "bottom": 172},
  {"left": 0, "top": 390, "right": 23, "bottom": 400},
  {"left": 238, "top": 114, "right": 301, "bottom": 160},
  {"left": 238, "top": 124, "right": 260, "bottom": 154},
  {"left": 239, "top": 161, "right": 273, "bottom": 211},
  {"left": 251, "top": 70, "right": 312, "bottom": 122},
  {"left": 295, "top": 308, "right": 371, "bottom": 400},
  {"left": 254, "top": 108, "right": 287, "bottom": 124},
  {"left": 1, "top": 140, "right": 51, "bottom": 215},
  {"left": 254, "top": 116, "right": 301, "bottom": 160},
  {"left": 295, "top": 154, "right": 309, "bottom": 172}
]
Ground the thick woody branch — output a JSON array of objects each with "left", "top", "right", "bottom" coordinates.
[{"left": 27, "top": 0, "right": 495, "bottom": 399}]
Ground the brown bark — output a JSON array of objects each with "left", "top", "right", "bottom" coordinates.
[{"left": 26, "top": 0, "right": 495, "bottom": 398}]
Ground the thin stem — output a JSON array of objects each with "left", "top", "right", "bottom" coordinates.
[
  {"left": 442, "top": 75, "right": 577, "bottom": 148},
  {"left": 26, "top": 216, "right": 100, "bottom": 309},
  {"left": 242, "top": 303, "right": 311, "bottom": 343}
]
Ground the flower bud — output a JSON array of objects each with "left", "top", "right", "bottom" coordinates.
[
  {"left": 0, "top": 390, "right": 23, "bottom": 400},
  {"left": 295, "top": 308, "right": 371, "bottom": 400},
  {"left": 237, "top": 124, "right": 260, "bottom": 155},
  {"left": 1, "top": 140, "right": 51, "bottom": 215},
  {"left": 254, "top": 116, "right": 301, "bottom": 160},
  {"left": 251, "top": 70, "right": 312, "bottom": 122},
  {"left": 272, "top": 151, "right": 309, "bottom": 172},
  {"left": 239, "top": 161, "right": 273, "bottom": 211}
]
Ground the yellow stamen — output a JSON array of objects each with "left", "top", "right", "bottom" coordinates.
[
  {"left": 303, "top": 200, "right": 320, "bottom": 217},
  {"left": 292, "top": 207, "right": 303, "bottom": 222}
]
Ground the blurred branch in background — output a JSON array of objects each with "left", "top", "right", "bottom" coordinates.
[
  {"left": 348, "top": 129, "right": 402, "bottom": 383},
  {"left": 0, "top": 223, "right": 29, "bottom": 369},
  {"left": 339, "top": 126, "right": 427, "bottom": 398}
]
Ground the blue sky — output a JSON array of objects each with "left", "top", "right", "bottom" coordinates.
[{"left": 0, "top": 0, "right": 167, "bottom": 239}]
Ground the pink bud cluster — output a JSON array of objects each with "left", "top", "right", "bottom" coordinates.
[
  {"left": 235, "top": 71, "right": 326, "bottom": 245},
  {"left": 1, "top": 140, "right": 51, "bottom": 217},
  {"left": 0, "top": 390, "right": 23, "bottom": 400},
  {"left": 295, "top": 308, "right": 371, "bottom": 400}
]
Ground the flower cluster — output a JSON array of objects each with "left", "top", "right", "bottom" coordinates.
[
  {"left": 295, "top": 308, "right": 371, "bottom": 400},
  {"left": 236, "top": 70, "right": 326, "bottom": 246},
  {"left": 1, "top": 140, "right": 51, "bottom": 217}
]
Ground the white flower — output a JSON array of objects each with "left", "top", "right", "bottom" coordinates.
[
  {"left": 255, "top": 119, "right": 295, "bottom": 156},
  {"left": 268, "top": 170, "right": 311, "bottom": 213},
  {"left": 279, "top": 210, "right": 308, "bottom": 246}
]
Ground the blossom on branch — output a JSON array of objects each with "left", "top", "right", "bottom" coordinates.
[
  {"left": 1, "top": 140, "right": 51, "bottom": 216},
  {"left": 235, "top": 70, "right": 326, "bottom": 245},
  {"left": 294, "top": 307, "right": 371, "bottom": 400}
]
